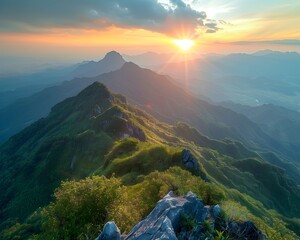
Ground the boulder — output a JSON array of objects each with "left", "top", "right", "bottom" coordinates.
[
  {"left": 182, "top": 149, "right": 200, "bottom": 173},
  {"left": 228, "top": 220, "right": 266, "bottom": 240},
  {"left": 211, "top": 204, "right": 221, "bottom": 218},
  {"left": 96, "top": 221, "right": 121, "bottom": 240},
  {"left": 182, "top": 149, "right": 210, "bottom": 182}
]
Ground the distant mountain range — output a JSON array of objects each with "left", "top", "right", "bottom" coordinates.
[
  {"left": 0, "top": 65, "right": 76, "bottom": 109},
  {"left": 221, "top": 102, "right": 300, "bottom": 145},
  {"left": 151, "top": 50, "right": 300, "bottom": 112},
  {"left": 0, "top": 51, "right": 125, "bottom": 109},
  {"left": 0, "top": 52, "right": 299, "bottom": 190}
]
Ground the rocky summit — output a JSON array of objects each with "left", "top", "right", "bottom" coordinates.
[{"left": 96, "top": 192, "right": 266, "bottom": 240}]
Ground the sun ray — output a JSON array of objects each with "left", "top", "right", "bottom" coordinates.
[{"left": 173, "top": 39, "right": 194, "bottom": 52}]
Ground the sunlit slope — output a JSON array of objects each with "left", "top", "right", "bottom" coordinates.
[{"left": 0, "top": 82, "right": 299, "bottom": 235}]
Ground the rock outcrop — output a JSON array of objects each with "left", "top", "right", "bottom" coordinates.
[
  {"left": 227, "top": 220, "right": 265, "bottom": 240},
  {"left": 96, "top": 222, "right": 121, "bottom": 240},
  {"left": 125, "top": 191, "right": 204, "bottom": 240},
  {"left": 96, "top": 192, "right": 266, "bottom": 240},
  {"left": 182, "top": 149, "right": 209, "bottom": 182},
  {"left": 182, "top": 149, "right": 200, "bottom": 172},
  {"left": 125, "top": 121, "right": 146, "bottom": 141}
]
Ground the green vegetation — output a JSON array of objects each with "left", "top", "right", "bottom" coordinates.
[
  {"left": 180, "top": 213, "right": 197, "bottom": 232},
  {"left": 102, "top": 141, "right": 183, "bottom": 184},
  {"left": 0, "top": 82, "right": 300, "bottom": 239},
  {"left": 35, "top": 176, "right": 123, "bottom": 240},
  {"left": 232, "top": 158, "right": 300, "bottom": 217},
  {"left": 3, "top": 167, "right": 299, "bottom": 239},
  {"left": 222, "top": 201, "right": 299, "bottom": 240}
]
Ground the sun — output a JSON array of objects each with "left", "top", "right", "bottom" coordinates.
[{"left": 173, "top": 39, "right": 195, "bottom": 52}]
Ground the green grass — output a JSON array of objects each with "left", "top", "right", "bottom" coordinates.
[
  {"left": 102, "top": 141, "right": 183, "bottom": 183},
  {"left": 1, "top": 82, "right": 300, "bottom": 239}
]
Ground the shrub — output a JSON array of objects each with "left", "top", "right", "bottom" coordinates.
[
  {"left": 35, "top": 176, "right": 123, "bottom": 240},
  {"left": 134, "top": 167, "right": 225, "bottom": 213}
]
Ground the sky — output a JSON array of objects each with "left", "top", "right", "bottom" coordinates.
[{"left": 0, "top": 0, "right": 300, "bottom": 73}]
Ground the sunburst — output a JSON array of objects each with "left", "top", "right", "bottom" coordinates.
[{"left": 173, "top": 39, "right": 194, "bottom": 52}]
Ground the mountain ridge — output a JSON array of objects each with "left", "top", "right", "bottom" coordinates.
[
  {"left": 0, "top": 52, "right": 126, "bottom": 143},
  {"left": 1, "top": 81, "right": 299, "bottom": 239},
  {"left": 221, "top": 101, "right": 300, "bottom": 145},
  {"left": 1, "top": 53, "right": 299, "bottom": 183},
  {"left": 90, "top": 61, "right": 300, "bottom": 168}
]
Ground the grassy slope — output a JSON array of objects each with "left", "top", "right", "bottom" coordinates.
[{"left": 0, "top": 82, "right": 299, "bottom": 237}]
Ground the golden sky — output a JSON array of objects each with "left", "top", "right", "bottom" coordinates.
[{"left": 0, "top": 0, "right": 300, "bottom": 68}]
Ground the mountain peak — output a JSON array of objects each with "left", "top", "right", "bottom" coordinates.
[
  {"left": 77, "top": 81, "right": 110, "bottom": 99},
  {"left": 50, "top": 81, "right": 113, "bottom": 121},
  {"left": 103, "top": 51, "right": 124, "bottom": 62},
  {"left": 72, "top": 51, "right": 125, "bottom": 78},
  {"left": 120, "top": 61, "right": 141, "bottom": 71}
]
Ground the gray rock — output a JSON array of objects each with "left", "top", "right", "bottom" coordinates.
[
  {"left": 199, "top": 206, "right": 209, "bottom": 222},
  {"left": 125, "top": 191, "right": 204, "bottom": 240},
  {"left": 228, "top": 220, "right": 266, "bottom": 240},
  {"left": 98, "top": 193, "right": 266, "bottom": 240},
  {"left": 211, "top": 204, "right": 221, "bottom": 219},
  {"left": 228, "top": 221, "right": 239, "bottom": 235},
  {"left": 125, "top": 122, "right": 146, "bottom": 141},
  {"left": 182, "top": 149, "right": 200, "bottom": 173},
  {"left": 181, "top": 150, "right": 210, "bottom": 182},
  {"left": 164, "top": 190, "right": 175, "bottom": 198},
  {"left": 96, "top": 221, "right": 121, "bottom": 240}
]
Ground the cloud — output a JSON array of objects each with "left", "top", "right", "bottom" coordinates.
[
  {"left": 204, "top": 19, "right": 222, "bottom": 33},
  {"left": 0, "top": 0, "right": 222, "bottom": 37},
  {"left": 206, "top": 29, "right": 217, "bottom": 33}
]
